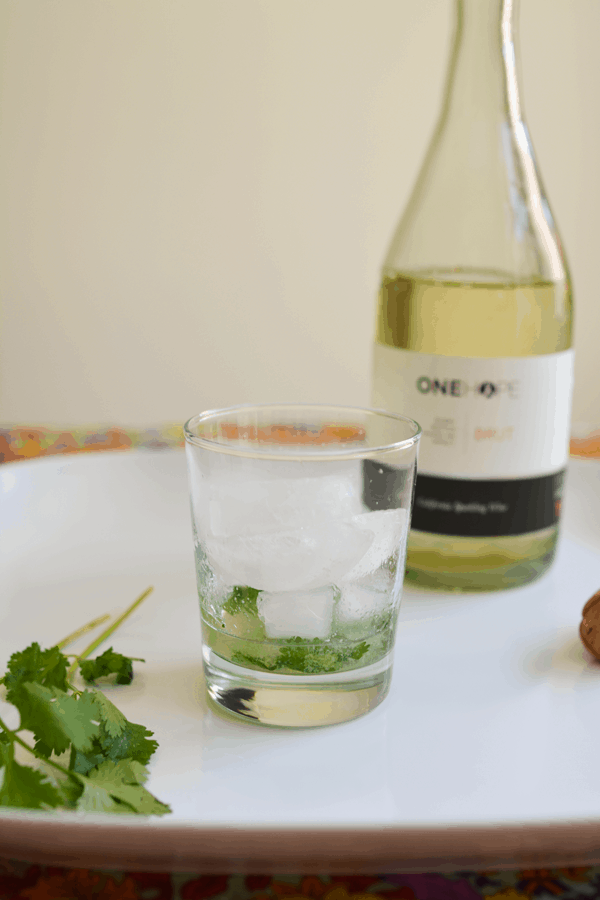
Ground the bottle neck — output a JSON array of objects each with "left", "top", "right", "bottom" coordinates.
[
  {"left": 441, "top": 0, "right": 519, "bottom": 128},
  {"left": 383, "top": 0, "right": 568, "bottom": 285}
]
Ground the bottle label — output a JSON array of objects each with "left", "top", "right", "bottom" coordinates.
[
  {"left": 409, "top": 470, "right": 564, "bottom": 536},
  {"left": 372, "top": 344, "right": 574, "bottom": 536}
]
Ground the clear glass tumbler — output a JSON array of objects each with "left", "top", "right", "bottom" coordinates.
[{"left": 184, "top": 404, "right": 420, "bottom": 727}]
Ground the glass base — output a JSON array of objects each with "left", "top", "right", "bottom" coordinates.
[
  {"left": 203, "top": 647, "right": 392, "bottom": 727},
  {"left": 404, "top": 527, "right": 558, "bottom": 592}
]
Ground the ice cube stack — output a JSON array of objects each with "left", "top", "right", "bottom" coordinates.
[{"left": 191, "top": 457, "right": 407, "bottom": 639}]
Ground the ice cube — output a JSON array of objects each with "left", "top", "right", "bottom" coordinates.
[
  {"left": 195, "top": 458, "right": 364, "bottom": 539},
  {"left": 257, "top": 586, "right": 334, "bottom": 639},
  {"left": 203, "top": 518, "right": 371, "bottom": 592},
  {"left": 336, "top": 583, "right": 391, "bottom": 624},
  {"left": 342, "top": 508, "right": 407, "bottom": 582}
]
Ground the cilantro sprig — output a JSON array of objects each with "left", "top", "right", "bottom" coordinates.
[
  {"left": 80, "top": 648, "right": 143, "bottom": 686},
  {"left": 234, "top": 637, "right": 370, "bottom": 674},
  {"left": 222, "top": 585, "right": 260, "bottom": 616},
  {"left": 0, "top": 587, "right": 170, "bottom": 816}
]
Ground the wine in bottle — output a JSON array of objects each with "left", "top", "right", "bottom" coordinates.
[{"left": 372, "top": 0, "right": 574, "bottom": 591}]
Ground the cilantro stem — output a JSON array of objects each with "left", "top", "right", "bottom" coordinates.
[
  {"left": 56, "top": 614, "right": 111, "bottom": 651},
  {"left": 67, "top": 587, "right": 154, "bottom": 679},
  {"left": 0, "top": 713, "right": 82, "bottom": 785}
]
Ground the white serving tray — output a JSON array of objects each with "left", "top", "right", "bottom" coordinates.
[{"left": 1, "top": 449, "right": 600, "bottom": 872}]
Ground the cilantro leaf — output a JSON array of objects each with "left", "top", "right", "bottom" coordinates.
[
  {"left": 111, "top": 758, "right": 149, "bottom": 785},
  {"left": 16, "top": 684, "right": 100, "bottom": 757},
  {"left": 71, "top": 743, "right": 107, "bottom": 776},
  {"left": 71, "top": 693, "right": 157, "bottom": 773},
  {"left": 103, "top": 780, "right": 170, "bottom": 816},
  {"left": 0, "top": 594, "right": 169, "bottom": 817},
  {"left": 3, "top": 643, "right": 68, "bottom": 700},
  {"left": 223, "top": 586, "right": 260, "bottom": 616},
  {"left": 99, "top": 720, "right": 158, "bottom": 766},
  {"left": 89, "top": 690, "right": 158, "bottom": 765},
  {"left": 89, "top": 690, "right": 128, "bottom": 739},
  {"left": 348, "top": 641, "right": 371, "bottom": 661},
  {"left": 76, "top": 781, "right": 137, "bottom": 814},
  {"left": 233, "top": 651, "right": 277, "bottom": 671},
  {"left": 36, "top": 759, "right": 84, "bottom": 808},
  {"left": 0, "top": 762, "right": 64, "bottom": 810},
  {"left": 80, "top": 648, "right": 140, "bottom": 686},
  {"left": 0, "top": 742, "right": 63, "bottom": 810},
  {"left": 276, "top": 643, "right": 341, "bottom": 674},
  {"left": 74, "top": 760, "right": 170, "bottom": 816},
  {"left": 234, "top": 638, "right": 371, "bottom": 674}
]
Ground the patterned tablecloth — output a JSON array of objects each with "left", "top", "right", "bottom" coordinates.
[{"left": 2, "top": 424, "right": 600, "bottom": 900}]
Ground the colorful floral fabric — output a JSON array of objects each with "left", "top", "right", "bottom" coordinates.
[
  {"left": 0, "top": 425, "right": 184, "bottom": 464},
  {"left": 2, "top": 867, "right": 600, "bottom": 900},
  {"left": 1, "top": 424, "right": 598, "bottom": 466},
  {"left": 2, "top": 426, "right": 600, "bottom": 897}
]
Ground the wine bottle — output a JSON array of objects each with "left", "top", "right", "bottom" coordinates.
[{"left": 372, "top": 0, "right": 574, "bottom": 591}]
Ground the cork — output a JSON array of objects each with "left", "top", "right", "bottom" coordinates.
[{"left": 580, "top": 589, "right": 600, "bottom": 659}]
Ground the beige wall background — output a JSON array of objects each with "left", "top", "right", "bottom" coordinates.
[{"left": 0, "top": 0, "right": 598, "bottom": 428}]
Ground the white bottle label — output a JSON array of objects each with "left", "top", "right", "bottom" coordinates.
[
  {"left": 373, "top": 344, "right": 574, "bottom": 479},
  {"left": 373, "top": 345, "right": 574, "bottom": 536}
]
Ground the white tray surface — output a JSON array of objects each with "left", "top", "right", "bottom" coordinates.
[{"left": 1, "top": 450, "right": 600, "bottom": 833}]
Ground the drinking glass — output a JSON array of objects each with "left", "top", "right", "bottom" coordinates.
[{"left": 184, "top": 404, "right": 420, "bottom": 727}]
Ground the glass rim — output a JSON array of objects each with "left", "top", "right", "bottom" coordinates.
[{"left": 183, "top": 403, "right": 421, "bottom": 461}]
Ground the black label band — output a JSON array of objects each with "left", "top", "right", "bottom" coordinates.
[
  {"left": 362, "top": 462, "right": 565, "bottom": 537},
  {"left": 410, "top": 471, "right": 565, "bottom": 537}
]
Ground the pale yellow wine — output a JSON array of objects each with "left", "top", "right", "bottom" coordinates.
[{"left": 373, "top": 270, "right": 573, "bottom": 591}]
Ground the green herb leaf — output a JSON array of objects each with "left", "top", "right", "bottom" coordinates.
[
  {"left": 0, "top": 742, "right": 63, "bottom": 810},
  {"left": 348, "top": 641, "right": 371, "bottom": 661},
  {"left": 3, "top": 643, "right": 68, "bottom": 700},
  {"left": 71, "top": 692, "right": 157, "bottom": 773},
  {"left": 35, "top": 757, "right": 84, "bottom": 808},
  {"left": 235, "top": 638, "right": 371, "bottom": 674},
  {"left": 103, "top": 757, "right": 149, "bottom": 785},
  {"left": 89, "top": 690, "right": 128, "bottom": 739},
  {"left": 16, "top": 684, "right": 101, "bottom": 757},
  {"left": 233, "top": 651, "right": 277, "bottom": 671},
  {"left": 80, "top": 647, "right": 139, "bottom": 686},
  {"left": 98, "top": 719, "right": 158, "bottom": 766},
  {"left": 74, "top": 759, "right": 170, "bottom": 816},
  {"left": 75, "top": 781, "right": 136, "bottom": 814},
  {"left": 276, "top": 643, "right": 341, "bottom": 674},
  {"left": 0, "top": 592, "right": 168, "bottom": 817},
  {"left": 223, "top": 586, "right": 260, "bottom": 616},
  {"left": 71, "top": 743, "right": 107, "bottom": 776}
]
